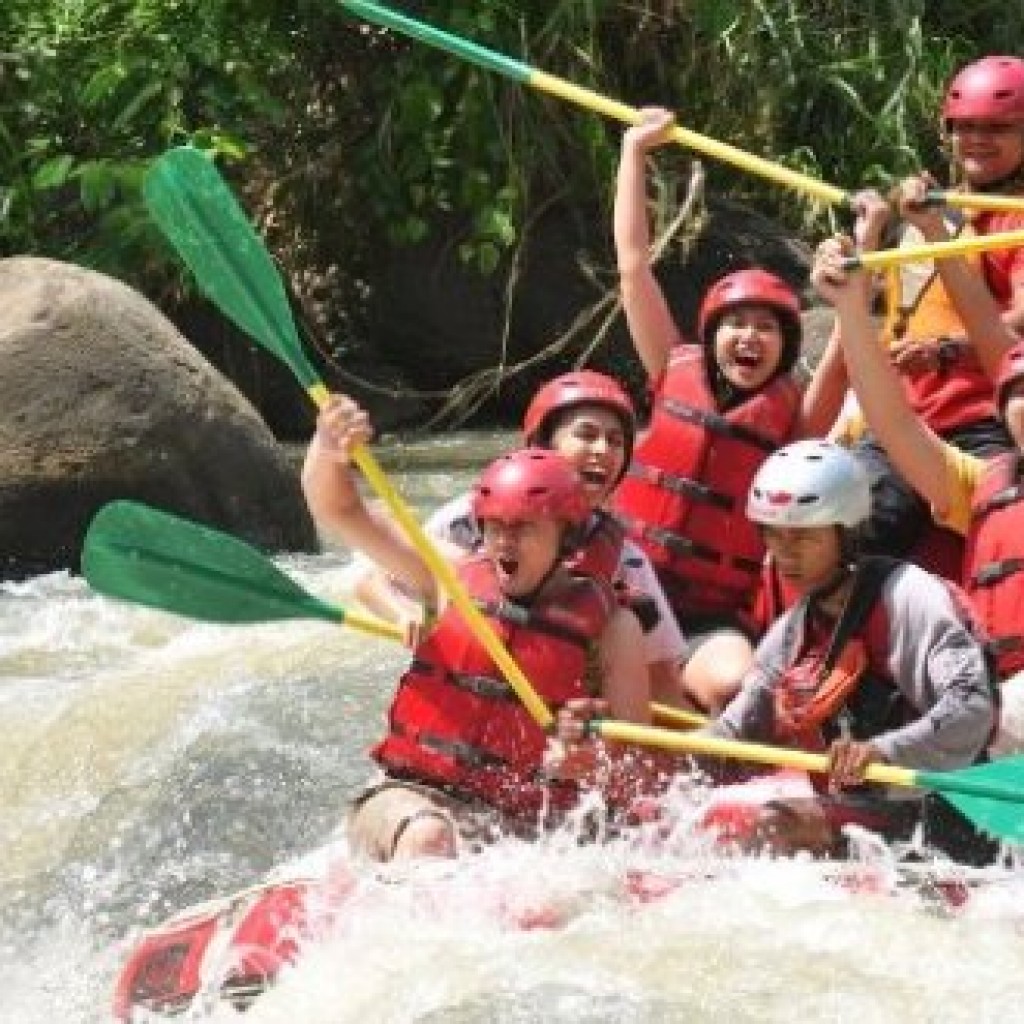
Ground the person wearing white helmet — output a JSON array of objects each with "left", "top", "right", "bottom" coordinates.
[{"left": 698, "top": 438, "right": 998, "bottom": 862}]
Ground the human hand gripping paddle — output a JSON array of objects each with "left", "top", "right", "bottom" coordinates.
[
  {"left": 338, "top": 0, "right": 1024, "bottom": 217},
  {"left": 586, "top": 719, "right": 1024, "bottom": 845},
  {"left": 82, "top": 499, "right": 705, "bottom": 728},
  {"left": 143, "top": 147, "right": 554, "bottom": 728}
]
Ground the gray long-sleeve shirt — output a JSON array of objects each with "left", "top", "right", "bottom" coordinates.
[{"left": 711, "top": 563, "right": 995, "bottom": 772}]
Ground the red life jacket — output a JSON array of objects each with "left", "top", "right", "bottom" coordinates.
[
  {"left": 373, "top": 556, "right": 616, "bottom": 816},
  {"left": 881, "top": 221, "right": 999, "bottom": 434},
  {"left": 769, "top": 559, "right": 912, "bottom": 757},
  {"left": 965, "top": 454, "right": 1024, "bottom": 677},
  {"left": 567, "top": 508, "right": 624, "bottom": 586},
  {"left": 611, "top": 345, "right": 799, "bottom": 620}
]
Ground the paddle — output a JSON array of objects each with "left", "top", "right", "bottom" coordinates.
[
  {"left": 338, "top": 0, "right": 1024, "bottom": 215},
  {"left": 84, "top": 498, "right": 706, "bottom": 728},
  {"left": 143, "top": 146, "right": 554, "bottom": 729},
  {"left": 841, "top": 228, "right": 1024, "bottom": 271},
  {"left": 591, "top": 719, "right": 1024, "bottom": 844},
  {"left": 83, "top": 500, "right": 405, "bottom": 641}
]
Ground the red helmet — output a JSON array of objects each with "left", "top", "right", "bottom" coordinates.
[
  {"left": 697, "top": 269, "right": 803, "bottom": 375},
  {"left": 522, "top": 370, "right": 636, "bottom": 483},
  {"left": 943, "top": 56, "right": 1024, "bottom": 124},
  {"left": 996, "top": 340, "right": 1024, "bottom": 413},
  {"left": 471, "top": 448, "right": 590, "bottom": 527}
]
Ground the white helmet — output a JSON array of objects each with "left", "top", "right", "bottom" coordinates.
[{"left": 747, "top": 439, "right": 871, "bottom": 528}]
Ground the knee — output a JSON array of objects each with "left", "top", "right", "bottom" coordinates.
[
  {"left": 682, "top": 635, "right": 753, "bottom": 715},
  {"left": 392, "top": 812, "right": 457, "bottom": 860}
]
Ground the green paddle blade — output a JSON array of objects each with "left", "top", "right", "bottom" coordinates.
[
  {"left": 143, "top": 147, "right": 321, "bottom": 391},
  {"left": 83, "top": 500, "right": 344, "bottom": 626},
  {"left": 919, "top": 757, "right": 1024, "bottom": 844}
]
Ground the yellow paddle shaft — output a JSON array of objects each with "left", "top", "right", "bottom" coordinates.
[
  {"left": 342, "top": 606, "right": 405, "bottom": 643},
  {"left": 307, "top": 383, "right": 554, "bottom": 729},
  {"left": 932, "top": 191, "right": 1024, "bottom": 213},
  {"left": 846, "top": 228, "right": 1024, "bottom": 270},
  {"left": 530, "top": 72, "right": 1024, "bottom": 215},
  {"left": 593, "top": 719, "right": 918, "bottom": 789},
  {"left": 530, "top": 71, "right": 846, "bottom": 206}
]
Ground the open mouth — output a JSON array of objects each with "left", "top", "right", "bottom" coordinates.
[
  {"left": 579, "top": 467, "right": 609, "bottom": 489},
  {"left": 497, "top": 557, "right": 519, "bottom": 577},
  {"left": 732, "top": 350, "right": 763, "bottom": 370}
]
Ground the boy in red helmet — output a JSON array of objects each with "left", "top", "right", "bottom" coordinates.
[
  {"left": 348, "top": 370, "right": 691, "bottom": 711},
  {"left": 834, "top": 56, "right": 1024, "bottom": 557},
  {"left": 609, "top": 108, "right": 847, "bottom": 713},
  {"left": 302, "top": 396, "right": 660, "bottom": 861}
]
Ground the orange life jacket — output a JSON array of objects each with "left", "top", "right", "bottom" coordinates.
[
  {"left": 965, "top": 454, "right": 1024, "bottom": 677},
  {"left": 769, "top": 559, "right": 911, "bottom": 755},
  {"left": 881, "top": 221, "right": 999, "bottom": 434},
  {"left": 373, "top": 556, "right": 616, "bottom": 816},
  {"left": 611, "top": 345, "right": 799, "bottom": 620}
]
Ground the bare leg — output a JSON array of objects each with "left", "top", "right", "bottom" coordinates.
[
  {"left": 680, "top": 630, "right": 754, "bottom": 716},
  {"left": 349, "top": 784, "right": 458, "bottom": 862}
]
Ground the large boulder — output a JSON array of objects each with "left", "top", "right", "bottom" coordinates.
[{"left": 0, "top": 257, "right": 318, "bottom": 580}]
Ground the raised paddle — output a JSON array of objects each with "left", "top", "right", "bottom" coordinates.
[
  {"left": 83, "top": 500, "right": 405, "bottom": 641},
  {"left": 83, "top": 499, "right": 706, "bottom": 728},
  {"left": 591, "top": 719, "right": 1024, "bottom": 844},
  {"left": 840, "top": 228, "right": 1024, "bottom": 271},
  {"left": 143, "top": 147, "right": 553, "bottom": 728},
  {"left": 338, "top": 0, "right": 1024, "bottom": 215}
]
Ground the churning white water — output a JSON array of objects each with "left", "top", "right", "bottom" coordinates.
[{"left": 2, "top": 439, "right": 1024, "bottom": 1022}]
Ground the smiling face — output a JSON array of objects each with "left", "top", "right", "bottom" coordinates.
[
  {"left": 479, "top": 516, "right": 565, "bottom": 597},
  {"left": 947, "top": 119, "right": 1024, "bottom": 186},
  {"left": 760, "top": 524, "right": 843, "bottom": 595},
  {"left": 711, "top": 303, "right": 786, "bottom": 392},
  {"left": 547, "top": 404, "right": 628, "bottom": 507}
]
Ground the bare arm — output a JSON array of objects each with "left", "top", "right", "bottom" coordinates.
[
  {"left": 597, "top": 606, "right": 652, "bottom": 725},
  {"left": 614, "top": 108, "right": 684, "bottom": 380},
  {"left": 796, "top": 323, "right": 849, "bottom": 438},
  {"left": 300, "top": 395, "right": 440, "bottom": 605},
  {"left": 812, "top": 238, "right": 954, "bottom": 518},
  {"left": 796, "top": 189, "right": 893, "bottom": 438}
]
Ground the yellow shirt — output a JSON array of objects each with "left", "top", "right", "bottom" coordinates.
[{"left": 935, "top": 443, "right": 986, "bottom": 536}]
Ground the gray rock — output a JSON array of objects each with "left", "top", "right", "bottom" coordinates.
[{"left": 0, "top": 257, "right": 317, "bottom": 579}]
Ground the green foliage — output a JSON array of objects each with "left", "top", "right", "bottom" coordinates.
[{"left": 4, "top": 0, "right": 1024, "bottom": 292}]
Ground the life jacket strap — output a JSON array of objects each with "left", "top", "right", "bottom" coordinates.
[
  {"left": 661, "top": 397, "right": 777, "bottom": 453},
  {"left": 626, "top": 462, "right": 734, "bottom": 510}
]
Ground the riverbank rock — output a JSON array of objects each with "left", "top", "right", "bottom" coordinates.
[{"left": 0, "top": 257, "right": 318, "bottom": 580}]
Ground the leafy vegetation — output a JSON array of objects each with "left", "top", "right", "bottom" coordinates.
[{"left": 2, "top": 1, "right": 1022, "bottom": 310}]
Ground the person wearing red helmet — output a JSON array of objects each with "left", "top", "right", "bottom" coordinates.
[
  {"left": 814, "top": 232, "right": 1024, "bottom": 757},
  {"left": 302, "top": 395, "right": 660, "bottom": 861},
  {"left": 349, "top": 369, "right": 692, "bottom": 711},
  {"left": 608, "top": 108, "right": 848, "bottom": 713},
  {"left": 832, "top": 57, "right": 1024, "bottom": 559}
]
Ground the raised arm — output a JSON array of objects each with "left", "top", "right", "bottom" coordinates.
[
  {"left": 614, "top": 108, "right": 685, "bottom": 380},
  {"left": 301, "top": 394, "right": 440, "bottom": 605},
  {"left": 795, "top": 190, "right": 892, "bottom": 438},
  {"left": 811, "top": 238, "right": 954, "bottom": 519}
]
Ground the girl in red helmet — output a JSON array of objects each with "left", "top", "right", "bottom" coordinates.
[
  {"left": 349, "top": 369, "right": 693, "bottom": 712},
  {"left": 832, "top": 57, "right": 1024, "bottom": 559},
  {"left": 815, "top": 230, "right": 1024, "bottom": 758},
  {"left": 609, "top": 108, "right": 847, "bottom": 714},
  {"left": 302, "top": 395, "right": 660, "bottom": 861}
]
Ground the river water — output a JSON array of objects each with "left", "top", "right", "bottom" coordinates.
[{"left": 2, "top": 433, "right": 1024, "bottom": 1023}]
